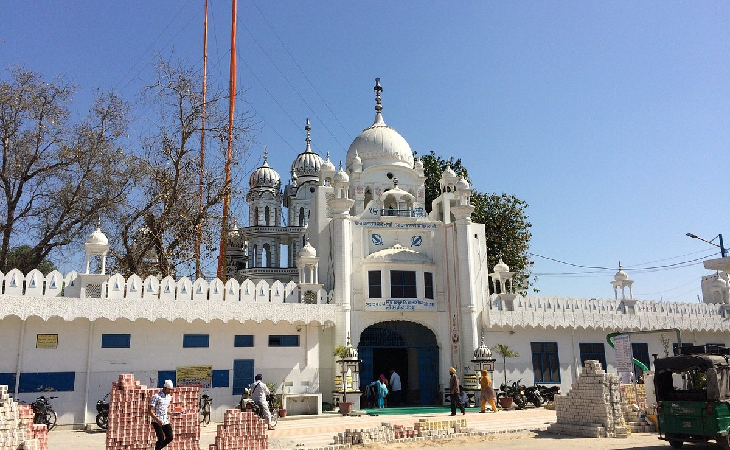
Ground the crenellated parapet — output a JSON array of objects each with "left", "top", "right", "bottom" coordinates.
[{"left": 485, "top": 294, "right": 730, "bottom": 333}]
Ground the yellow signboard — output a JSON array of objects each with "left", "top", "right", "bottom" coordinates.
[
  {"left": 176, "top": 365, "right": 212, "bottom": 388},
  {"left": 36, "top": 334, "right": 58, "bottom": 349}
]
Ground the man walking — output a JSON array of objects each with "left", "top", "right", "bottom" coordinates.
[
  {"left": 389, "top": 369, "right": 402, "bottom": 406},
  {"left": 449, "top": 367, "right": 465, "bottom": 416},
  {"left": 149, "top": 379, "right": 175, "bottom": 450}
]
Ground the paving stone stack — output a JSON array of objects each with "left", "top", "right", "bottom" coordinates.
[
  {"left": 547, "top": 360, "right": 628, "bottom": 438},
  {"left": 208, "top": 408, "right": 268, "bottom": 450},
  {"left": 105, "top": 374, "right": 200, "bottom": 450},
  {"left": 331, "top": 417, "right": 468, "bottom": 446},
  {"left": 0, "top": 385, "right": 48, "bottom": 450},
  {"left": 621, "top": 402, "right": 655, "bottom": 433},
  {"left": 620, "top": 383, "right": 647, "bottom": 409}
]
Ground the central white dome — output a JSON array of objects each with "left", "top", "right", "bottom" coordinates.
[{"left": 346, "top": 79, "right": 414, "bottom": 171}]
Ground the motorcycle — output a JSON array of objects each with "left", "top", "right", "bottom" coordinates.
[
  {"left": 536, "top": 384, "right": 561, "bottom": 403},
  {"left": 524, "top": 385, "right": 544, "bottom": 408},
  {"left": 238, "top": 388, "right": 278, "bottom": 427},
  {"left": 498, "top": 381, "right": 527, "bottom": 410},
  {"left": 96, "top": 393, "right": 110, "bottom": 430},
  {"left": 31, "top": 395, "right": 58, "bottom": 430}
]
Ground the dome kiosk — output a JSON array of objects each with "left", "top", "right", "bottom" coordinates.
[{"left": 333, "top": 336, "right": 361, "bottom": 414}]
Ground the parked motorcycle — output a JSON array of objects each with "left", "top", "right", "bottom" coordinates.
[
  {"left": 524, "top": 385, "right": 544, "bottom": 408},
  {"left": 96, "top": 393, "right": 110, "bottom": 430},
  {"left": 30, "top": 396, "right": 57, "bottom": 430},
  {"left": 238, "top": 388, "right": 278, "bottom": 427},
  {"left": 536, "top": 385, "right": 561, "bottom": 402},
  {"left": 498, "top": 381, "right": 527, "bottom": 410}
]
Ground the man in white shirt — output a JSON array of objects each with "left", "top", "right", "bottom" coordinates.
[
  {"left": 249, "top": 373, "right": 275, "bottom": 430},
  {"left": 389, "top": 369, "right": 402, "bottom": 406},
  {"left": 149, "top": 379, "right": 175, "bottom": 450}
]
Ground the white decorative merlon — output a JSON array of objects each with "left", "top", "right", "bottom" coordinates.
[{"left": 486, "top": 294, "right": 730, "bottom": 332}]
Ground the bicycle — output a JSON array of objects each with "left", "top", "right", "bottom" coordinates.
[
  {"left": 199, "top": 393, "right": 212, "bottom": 425},
  {"left": 31, "top": 395, "right": 58, "bottom": 430}
]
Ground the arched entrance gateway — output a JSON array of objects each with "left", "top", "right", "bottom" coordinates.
[{"left": 358, "top": 321, "right": 439, "bottom": 405}]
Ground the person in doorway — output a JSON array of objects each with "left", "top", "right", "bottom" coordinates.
[
  {"left": 449, "top": 367, "right": 465, "bottom": 416},
  {"left": 149, "top": 379, "right": 175, "bottom": 450},
  {"left": 249, "top": 374, "right": 275, "bottom": 430},
  {"left": 379, "top": 373, "right": 390, "bottom": 407},
  {"left": 389, "top": 369, "right": 402, "bottom": 406},
  {"left": 478, "top": 370, "right": 498, "bottom": 413},
  {"left": 377, "top": 374, "right": 389, "bottom": 408}
]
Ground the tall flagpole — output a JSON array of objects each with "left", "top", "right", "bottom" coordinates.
[
  {"left": 217, "top": 0, "right": 237, "bottom": 281},
  {"left": 195, "top": 0, "right": 209, "bottom": 279}
]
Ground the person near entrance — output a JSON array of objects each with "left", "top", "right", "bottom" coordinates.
[
  {"left": 478, "top": 370, "right": 498, "bottom": 413},
  {"left": 389, "top": 369, "right": 402, "bottom": 406},
  {"left": 449, "top": 367, "right": 465, "bottom": 416},
  {"left": 149, "top": 379, "right": 175, "bottom": 450},
  {"left": 249, "top": 374, "right": 275, "bottom": 430},
  {"left": 378, "top": 374, "right": 390, "bottom": 407}
]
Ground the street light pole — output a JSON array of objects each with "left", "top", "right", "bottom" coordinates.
[{"left": 686, "top": 232, "right": 727, "bottom": 258}]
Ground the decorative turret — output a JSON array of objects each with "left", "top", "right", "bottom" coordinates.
[
  {"left": 85, "top": 221, "right": 109, "bottom": 275},
  {"left": 611, "top": 262, "right": 634, "bottom": 300},
  {"left": 488, "top": 258, "right": 515, "bottom": 294},
  {"left": 290, "top": 118, "right": 323, "bottom": 186}
]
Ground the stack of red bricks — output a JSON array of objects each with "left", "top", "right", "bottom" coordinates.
[
  {"left": 105, "top": 374, "right": 200, "bottom": 450},
  {"left": 208, "top": 409, "right": 268, "bottom": 450},
  {"left": 392, "top": 424, "right": 417, "bottom": 439},
  {"left": 0, "top": 385, "right": 48, "bottom": 450}
]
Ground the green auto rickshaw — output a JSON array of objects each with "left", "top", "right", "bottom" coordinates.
[{"left": 655, "top": 347, "right": 730, "bottom": 449}]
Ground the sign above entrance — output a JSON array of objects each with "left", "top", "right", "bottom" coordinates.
[
  {"left": 365, "top": 299, "right": 436, "bottom": 311},
  {"left": 355, "top": 221, "right": 436, "bottom": 229}
]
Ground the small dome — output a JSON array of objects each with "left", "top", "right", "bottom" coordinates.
[
  {"left": 614, "top": 263, "right": 628, "bottom": 281},
  {"left": 249, "top": 152, "right": 281, "bottom": 190},
  {"left": 87, "top": 226, "right": 109, "bottom": 246},
  {"left": 291, "top": 118, "right": 323, "bottom": 180},
  {"left": 493, "top": 258, "right": 509, "bottom": 273},
  {"left": 414, "top": 158, "right": 423, "bottom": 170},
  {"left": 353, "top": 150, "right": 362, "bottom": 165},
  {"left": 346, "top": 79, "right": 414, "bottom": 171},
  {"left": 334, "top": 162, "right": 349, "bottom": 183},
  {"left": 228, "top": 223, "right": 240, "bottom": 237},
  {"left": 442, "top": 164, "right": 457, "bottom": 179},
  {"left": 456, "top": 176, "right": 469, "bottom": 190},
  {"left": 473, "top": 343, "right": 492, "bottom": 360},
  {"left": 321, "top": 152, "right": 336, "bottom": 173},
  {"left": 299, "top": 240, "right": 317, "bottom": 258}
]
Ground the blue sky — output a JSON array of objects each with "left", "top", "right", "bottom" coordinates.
[{"left": 2, "top": 1, "right": 728, "bottom": 300}]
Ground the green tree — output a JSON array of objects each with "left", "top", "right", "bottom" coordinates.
[
  {"left": 0, "top": 67, "right": 134, "bottom": 273},
  {"left": 471, "top": 192, "right": 534, "bottom": 294},
  {"left": 492, "top": 343, "right": 519, "bottom": 387},
  {"left": 418, "top": 150, "right": 534, "bottom": 293},
  {"left": 416, "top": 150, "right": 469, "bottom": 213},
  {"left": 5, "top": 245, "right": 57, "bottom": 274}
]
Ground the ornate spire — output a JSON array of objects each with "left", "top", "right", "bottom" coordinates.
[
  {"left": 263, "top": 146, "right": 269, "bottom": 165},
  {"left": 305, "top": 118, "right": 312, "bottom": 152},
  {"left": 373, "top": 78, "right": 384, "bottom": 125}
]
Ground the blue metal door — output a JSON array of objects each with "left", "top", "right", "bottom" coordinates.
[
  {"left": 358, "top": 347, "right": 374, "bottom": 386},
  {"left": 418, "top": 347, "right": 439, "bottom": 405},
  {"left": 233, "top": 359, "right": 254, "bottom": 395}
]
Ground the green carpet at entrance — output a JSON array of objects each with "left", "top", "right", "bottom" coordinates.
[{"left": 360, "top": 406, "right": 474, "bottom": 415}]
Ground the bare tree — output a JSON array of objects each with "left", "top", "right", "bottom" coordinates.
[
  {"left": 111, "top": 57, "right": 251, "bottom": 278},
  {"left": 0, "top": 67, "right": 134, "bottom": 273}
]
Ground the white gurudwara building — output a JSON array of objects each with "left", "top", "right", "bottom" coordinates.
[{"left": 1, "top": 79, "right": 729, "bottom": 426}]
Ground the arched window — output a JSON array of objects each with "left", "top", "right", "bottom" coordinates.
[
  {"left": 364, "top": 188, "right": 373, "bottom": 210},
  {"left": 299, "top": 207, "right": 305, "bottom": 227},
  {"left": 252, "top": 245, "right": 258, "bottom": 267},
  {"left": 254, "top": 207, "right": 260, "bottom": 226},
  {"left": 262, "top": 243, "right": 271, "bottom": 267},
  {"left": 265, "top": 206, "right": 271, "bottom": 226}
]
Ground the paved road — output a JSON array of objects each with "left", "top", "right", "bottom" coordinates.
[{"left": 45, "top": 408, "right": 721, "bottom": 450}]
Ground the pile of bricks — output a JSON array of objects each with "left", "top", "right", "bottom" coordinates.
[
  {"left": 547, "top": 360, "right": 629, "bottom": 438},
  {"left": 0, "top": 385, "right": 48, "bottom": 450},
  {"left": 208, "top": 409, "right": 268, "bottom": 450},
  {"left": 620, "top": 383, "right": 646, "bottom": 409},
  {"left": 105, "top": 374, "right": 200, "bottom": 450},
  {"left": 413, "top": 417, "right": 467, "bottom": 438},
  {"left": 332, "top": 417, "right": 468, "bottom": 445}
]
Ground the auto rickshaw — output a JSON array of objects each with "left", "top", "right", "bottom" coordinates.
[{"left": 654, "top": 345, "right": 730, "bottom": 449}]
